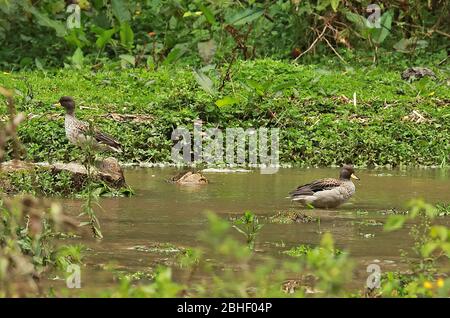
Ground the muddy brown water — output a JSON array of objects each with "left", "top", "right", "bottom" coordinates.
[{"left": 51, "top": 167, "right": 450, "bottom": 294}]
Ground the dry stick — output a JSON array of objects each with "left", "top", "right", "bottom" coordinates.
[
  {"left": 322, "top": 33, "right": 347, "bottom": 64},
  {"left": 219, "top": 50, "right": 237, "bottom": 92},
  {"left": 293, "top": 25, "right": 327, "bottom": 62},
  {"left": 432, "top": 29, "right": 450, "bottom": 39},
  {"left": 394, "top": 21, "right": 450, "bottom": 39},
  {"left": 219, "top": 24, "right": 252, "bottom": 91}
]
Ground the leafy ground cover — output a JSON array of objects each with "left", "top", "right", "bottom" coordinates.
[{"left": 1, "top": 59, "right": 449, "bottom": 167}]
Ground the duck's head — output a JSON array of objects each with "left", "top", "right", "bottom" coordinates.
[
  {"left": 55, "top": 96, "right": 75, "bottom": 115},
  {"left": 340, "top": 164, "right": 359, "bottom": 181}
]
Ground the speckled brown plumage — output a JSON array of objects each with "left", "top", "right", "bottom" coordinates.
[
  {"left": 289, "top": 165, "right": 359, "bottom": 208},
  {"left": 58, "top": 96, "right": 122, "bottom": 153}
]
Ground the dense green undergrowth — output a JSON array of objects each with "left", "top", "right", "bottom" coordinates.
[{"left": 1, "top": 59, "right": 449, "bottom": 167}]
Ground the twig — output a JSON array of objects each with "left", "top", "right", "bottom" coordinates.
[
  {"left": 219, "top": 50, "right": 237, "bottom": 91},
  {"left": 322, "top": 35, "right": 347, "bottom": 63},
  {"left": 293, "top": 25, "right": 327, "bottom": 62}
]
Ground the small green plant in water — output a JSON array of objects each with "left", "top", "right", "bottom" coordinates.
[
  {"left": 79, "top": 121, "right": 103, "bottom": 240},
  {"left": 232, "top": 211, "right": 263, "bottom": 250}
]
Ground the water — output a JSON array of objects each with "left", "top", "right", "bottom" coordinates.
[{"left": 54, "top": 167, "right": 450, "bottom": 292}]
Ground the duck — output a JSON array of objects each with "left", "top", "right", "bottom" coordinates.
[
  {"left": 289, "top": 164, "right": 359, "bottom": 208},
  {"left": 55, "top": 96, "right": 122, "bottom": 153}
]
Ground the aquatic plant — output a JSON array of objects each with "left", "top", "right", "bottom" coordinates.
[
  {"left": 269, "top": 211, "right": 317, "bottom": 224},
  {"left": 232, "top": 211, "right": 263, "bottom": 250},
  {"left": 283, "top": 244, "right": 343, "bottom": 257},
  {"left": 435, "top": 203, "right": 450, "bottom": 217}
]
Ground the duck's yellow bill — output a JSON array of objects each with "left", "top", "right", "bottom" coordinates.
[
  {"left": 54, "top": 102, "right": 61, "bottom": 107},
  {"left": 351, "top": 173, "right": 360, "bottom": 180}
]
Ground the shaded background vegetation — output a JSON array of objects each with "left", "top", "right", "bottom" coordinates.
[{"left": 0, "top": 0, "right": 449, "bottom": 69}]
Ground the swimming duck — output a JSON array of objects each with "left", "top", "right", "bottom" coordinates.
[
  {"left": 289, "top": 164, "right": 359, "bottom": 208},
  {"left": 55, "top": 96, "right": 122, "bottom": 153}
]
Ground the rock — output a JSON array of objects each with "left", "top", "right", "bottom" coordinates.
[
  {"left": 96, "top": 157, "right": 125, "bottom": 187},
  {"left": 0, "top": 159, "right": 35, "bottom": 172},
  {"left": 401, "top": 67, "right": 436, "bottom": 82},
  {"left": 170, "top": 171, "right": 208, "bottom": 185},
  {"left": 1, "top": 158, "right": 126, "bottom": 189}
]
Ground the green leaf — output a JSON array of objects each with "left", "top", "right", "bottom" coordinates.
[
  {"left": 346, "top": 11, "right": 364, "bottom": 27},
  {"left": 246, "top": 79, "right": 265, "bottom": 95},
  {"left": 163, "top": 46, "right": 186, "bottom": 65},
  {"left": 320, "top": 232, "right": 335, "bottom": 251},
  {"left": 146, "top": 56, "right": 155, "bottom": 70},
  {"left": 71, "top": 47, "right": 84, "bottom": 68},
  {"left": 193, "top": 70, "right": 214, "bottom": 94},
  {"left": 272, "top": 80, "right": 296, "bottom": 93},
  {"left": 215, "top": 96, "right": 239, "bottom": 107},
  {"left": 198, "top": 3, "right": 216, "bottom": 25},
  {"left": 441, "top": 242, "right": 450, "bottom": 257},
  {"left": 421, "top": 242, "right": 439, "bottom": 257},
  {"left": 384, "top": 215, "right": 405, "bottom": 232},
  {"left": 35, "top": 58, "right": 44, "bottom": 71},
  {"left": 394, "top": 38, "right": 428, "bottom": 53},
  {"left": 331, "top": 0, "right": 341, "bottom": 12},
  {"left": 119, "top": 54, "right": 135, "bottom": 66},
  {"left": 228, "top": 8, "right": 264, "bottom": 26},
  {"left": 232, "top": 225, "right": 247, "bottom": 237},
  {"left": 373, "top": 10, "right": 393, "bottom": 44},
  {"left": 25, "top": 4, "right": 66, "bottom": 37},
  {"left": 120, "top": 22, "right": 134, "bottom": 49},
  {"left": 430, "top": 226, "right": 448, "bottom": 241},
  {"left": 96, "top": 28, "right": 118, "bottom": 49},
  {"left": 111, "top": 0, "right": 131, "bottom": 22}
]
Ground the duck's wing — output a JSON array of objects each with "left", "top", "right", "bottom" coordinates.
[
  {"left": 93, "top": 128, "right": 122, "bottom": 150},
  {"left": 75, "top": 119, "right": 122, "bottom": 151},
  {"left": 290, "top": 178, "right": 341, "bottom": 196}
]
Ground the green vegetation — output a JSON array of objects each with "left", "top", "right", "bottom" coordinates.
[
  {"left": 269, "top": 210, "right": 317, "bottom": 224},
  {"left": 0, "top": 167, "right": 132, "bottom": 197},
  {"left": 1, "top": 1, "right": 448, "bottom": 70},
  {"left": 381, "top": 199, "right": 450, "bottom": 297},
  {"left": 283, "top": 244, "right": 343, "bottom": 257},
  {"left": 0, "top": 196, "right": 84, "bottom": 296},
  {"left": 130, "top": 243, "right": 185, "bottom": 254},
  {"left": 75, "top": 206, "right": 449, "bottom": 297},
  {"left": 436, "top": 203, "right": 450, "bottom": 216},
  {"left": 0, "top": 0, "right": 449, "bottom": 299},
  {"left": 1, "top": 60, "right": 449, "bottom": 167},
  {"left": 232, "top": 210, "right": 263, "bottom": 250}
]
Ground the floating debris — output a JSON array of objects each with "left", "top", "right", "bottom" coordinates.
[
  {"left": 269, "top": 211, "right": 317, "bottom": 224},
  {"left": 359, "top": 233, "right": 375, "bottom": 239},
  {"left": 352, "top": 219, "right": 383, "bottom": 227},
  {"left": 283, "top": 244, "right": 343, "bottom": 257},
  {"left": 379, "top": 209, "right": 409, "bottom": 215},
  {"left": 128, "top": 243, "right": 185, "bottom": 254}
]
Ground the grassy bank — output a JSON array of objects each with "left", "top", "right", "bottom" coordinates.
[{"left": 1, "top": 59, "right": 449, "bottom": 167}]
